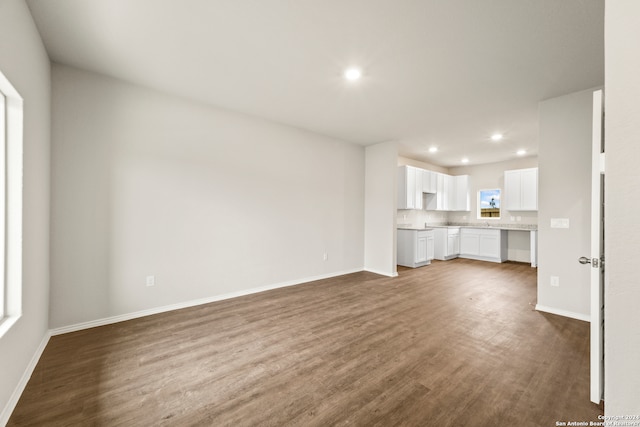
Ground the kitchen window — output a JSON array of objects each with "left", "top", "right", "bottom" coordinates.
[
  {"left": 478, "top": 189, "right": 501, "bottom": 219},
  {"left": 0, "top": 70, "right": 24, "bottom": 338}
]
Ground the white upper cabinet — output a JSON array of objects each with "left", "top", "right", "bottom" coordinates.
[
  {"left": 398, "top": 165, "right": 423, "bottom": 210},
  {"left": 505, "top": 167, "right": 538, "bottom": 211},
  {"left": 414, "top": 168, "right": 424, "bottom": 209},
  {"left": 520, "top": 168, "right": 538, "bottom": 210},
  {"left": 441, "top": 174, "right": 470, "bottom": 212},
  {"left": 452, "top": 175, "right": 470, "bottom": 211},
  {"left": 422, "top": 169, "right": 437, "bottom": 194},
  {"left": 437, "top": 173, "right": 450, "bottom": 211},
  {"left": 399, "top": 166, "right": 470, "bottom": 211}
]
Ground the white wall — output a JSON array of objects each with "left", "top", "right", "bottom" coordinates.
[
  {"left": 50, "top": 64, "right": 365, "bottom": 329},
  {"left": 604, "top": 0, "right": 640, "bottom": 415},
  {"left": 537, "top": 89, "right": 595, "bottom": 320},
  {"left": 364, "top": 141, "right": 398, "bottom": 277},
  {"left": 0, "top": 0, "right": 51, "bottom": 422}
]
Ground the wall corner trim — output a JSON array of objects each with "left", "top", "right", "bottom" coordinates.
[
  {"left": 0, "top": 331, "right": 51, "bottom": 426},
  {"left": 535, "top": 304, "right": 591, "bottom": 322}
]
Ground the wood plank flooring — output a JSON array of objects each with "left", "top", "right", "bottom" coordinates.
[{"left": 9, "top": 259, "right": 603, "bottom": 426}]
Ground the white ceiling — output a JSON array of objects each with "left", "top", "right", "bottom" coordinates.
[{"left": 26, "top": 0, "right": 604, "bottom": 167}]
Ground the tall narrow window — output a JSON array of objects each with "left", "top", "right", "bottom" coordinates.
[
  {"left": 0, "top": 88, "right": 5, "bottom": 320},
  {"left": 0, "top": 69, "right": 23, "bottom": 337},
  {"left": 478, "top": 189, "right": 501, "bottom": 219}
]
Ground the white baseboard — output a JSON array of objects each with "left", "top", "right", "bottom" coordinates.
[
  {"left": 363, "top": 268, "right": 398, "bottom": 277},
  {"left": 535, "top": 304, "right": 590, "bottom": 322},
  {"left": 458, "top": 254, "right": 505, "bottom": 263},
  {"left": 51, "top": 268, "right": 365, "bottom": 336},
  {"left": 0, "top": 331, "right": 51, "bottom": 426}
]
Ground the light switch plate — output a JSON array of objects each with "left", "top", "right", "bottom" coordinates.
[{"left": 550, "top": 218, "right": 570, "bottom": 228}]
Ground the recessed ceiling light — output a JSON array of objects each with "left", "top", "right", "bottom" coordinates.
[
  {"left": 517, "top": 149, "right": 527, "bottom": 156},
  {"left": 344, "top": 67, "right": 362, "bottom": 81},
  {"left": 491, "top": 133, "right": 503, "bottom": 141},
  {"left": 461, "top": 158, "right": 469, "bottom": 164},
  {"left": 429, "top": 147, "right": 438, "bottom": 153}
]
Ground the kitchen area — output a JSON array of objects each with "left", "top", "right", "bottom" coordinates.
[{"left": 396, "top": 159, "right": 538, "bottom": 269}]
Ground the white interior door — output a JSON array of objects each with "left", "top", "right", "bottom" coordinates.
[{"left": 589, "top": 89, "right": 605, "bottom": 404}]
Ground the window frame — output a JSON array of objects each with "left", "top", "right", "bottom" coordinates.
[
  {"left": 0, "top": 69, "right": 23, "bottom": 338},
  {"left": 0, "top": 89, "right": 5, "bottom": 320},
  {"left": 477, "top": 188, "right": 502, "bottom": 220}
]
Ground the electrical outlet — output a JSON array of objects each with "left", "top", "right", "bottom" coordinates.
[
  {"left": 146, "top": 275, "right": 155, "bottom": 287},
  {"left": 550, "top": 276, "right": 559, "bottom": 287},
  {"left": 323, "top": 253, "right": 328, "bottom": 261}
]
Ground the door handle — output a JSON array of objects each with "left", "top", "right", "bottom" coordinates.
[{"left": 579, "top": 256, "right": 600, "bottom": 268}]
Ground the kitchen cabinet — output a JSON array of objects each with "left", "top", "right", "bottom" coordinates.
[
  {"left": 451, "top": 175, "right": 470, "bottom": 211},
  {"left": 436, "top": 173, "right": 450, "bottom": 211},
  {"left": 398, "top": 165, "right": 469, "bottom": 212},
  {"left": 448, "top": 230, "right": 460, "bottom": 255},
  {"left": 505, "top": 168, "right": 538, "bottom": 211},
  {"left": 434, "top": 227, "right": 460, "bottom": 261},
  {"left": 426, "top": 173, "right": 469, "bottom": 212},
  {"left": 530, "top": 230, "right": 537, "bottom": 268},
  {"left": 398, "top": 165, "right": 424, "bottom": 210},
  {"left": 397, "top": 229, "right": 434, "bottom": 268},
  {"left": 460, "top": 229, "right": 480, "bottom": 255},
  {"left": 425, "top": 173, "right": 445, "bottom": 211},
  {"left": 459, "top": 228, "right": 508, "bottom": 263},
  {"left": 422, "top": 169, "right": 437, "bottom": 194},
  {"left": 426, "top": 231, "right": 435, "bottom": 261}
]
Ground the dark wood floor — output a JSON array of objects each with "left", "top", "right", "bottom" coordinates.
[{"left": 10, "top": 259, "right": 603, "bottom": 426}]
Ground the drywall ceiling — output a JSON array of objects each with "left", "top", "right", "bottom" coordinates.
[{"left": 26, "top": 0, "right": 604, "bottom": 167}]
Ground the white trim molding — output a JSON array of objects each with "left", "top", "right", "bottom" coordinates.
[
  {"left": 535, "top": 304, "right": 591, "bottom": 322},
  {"left": 5, "top": 267, "right": 370, "bottom": 423},
  {"left": 0, "top": 69, "right": 24, "bottom": 339},
  {"left": 51, "top": 268, "right": 365, "bottom": 336},
  {"left": 0, "top": 332, "right": 51, "bottom": 426},
  {"left": 364, "top": 268, "right": 398, "bottom": 277}
]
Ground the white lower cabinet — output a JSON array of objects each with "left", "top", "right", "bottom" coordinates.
[
  {"left": 434, "top": 227, "right": 460, "bottom": 261},
  {"left": 397, "top": 229, "right": 434, "bottom": 268},
  {"left": 460, "top": 230, "right": 480, "bottom": 256},
  {"left": 459, "top": 228, "right": 508, "bottom": 263}
]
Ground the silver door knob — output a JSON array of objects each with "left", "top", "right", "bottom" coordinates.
[{"left": 578, "top": 256, "right": 600, "bottom": 268}]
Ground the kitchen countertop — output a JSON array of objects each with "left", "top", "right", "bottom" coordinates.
[
  {"left": 398, "top": 224, "right": 537, "bottom": 231},
  {"left": 397, "top": 226, "right": 434, "bottom": 231}
]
